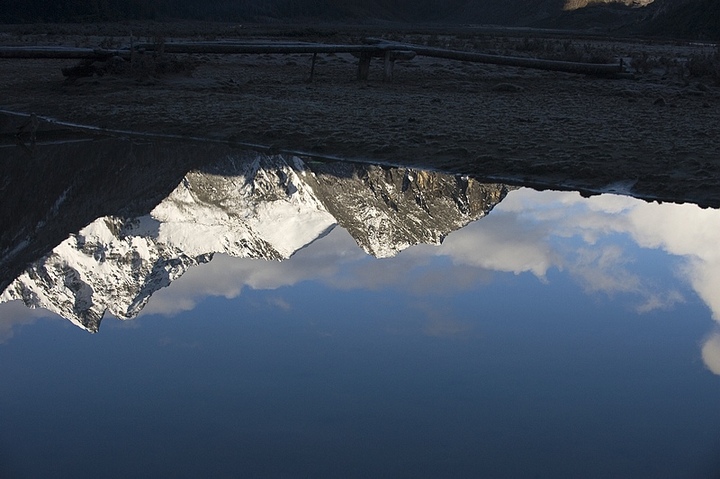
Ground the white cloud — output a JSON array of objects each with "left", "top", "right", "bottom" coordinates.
[
  {"left": 435, "top": 214, "right": 558, "bottom": 278},
  {"left": 636, "top": 290, "right": 685, "bottom": 314},
  {"left": 496, "top": 189, "right": 718, "bottom": 318},
  {"left": 4, "top": 186, "right": 720, "bottom": 354},
  {"left": 701, "top": 333, "right": 720, "bottom": 375},
  {"left": 104, "top": 186, "right": 720, "bottom": 377},
  {"left": 140, "top": 227, "right": 365, "bottom": 317},
  {"left": 418, "top": 303, "right": 474, "bottom": 338},
  {"left": 683, "top": 259, "right": 720, "bottom": 322},
  {"left": 569, "top": 244, "right": 642, "bottom": 294},
  {"left": 140, "top": 188, "right": 720, "bottom": 329},
  {"left": 0, "top": 301, "right": 58, "bottom": 343},
  {"left": 267, "top": 296, "right": 292, "bottom": 311}
]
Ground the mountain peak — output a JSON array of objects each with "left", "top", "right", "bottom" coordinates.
[{"left": 1, "top": 151, "right": 510, "bottom": 331}]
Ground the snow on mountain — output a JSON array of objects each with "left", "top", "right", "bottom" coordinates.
[
  {"left": 1, "top": 153, "right": 335, "bottom": 332},
  {"left": 147, "top": 155, "right": 335, "bottom": 259},
  {"left": 1, "top": 152, "right": 509, "bottom": 331},
  {"left": 563, "top": 0, "right": 653, "bottom": 11}
]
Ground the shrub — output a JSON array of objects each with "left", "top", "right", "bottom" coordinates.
[{"left": 685, "top": 47, "right": 720, "bottom": 83}]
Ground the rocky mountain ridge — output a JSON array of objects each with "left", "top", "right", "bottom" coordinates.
[{"left": 1, "top": 151, "right": 509, "bottom": 331}]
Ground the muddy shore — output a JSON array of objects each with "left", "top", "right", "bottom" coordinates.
[{"left": 2, "top": 25, "right": 719, "bottom": 207}]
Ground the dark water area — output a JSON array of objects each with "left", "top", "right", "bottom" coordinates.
[{"left": 1, "top": 135, "right": 720, "bottom": 478}]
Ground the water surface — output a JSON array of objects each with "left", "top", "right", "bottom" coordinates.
[{"left": 1, "top": 137, "right": 719, "bottom": 478}]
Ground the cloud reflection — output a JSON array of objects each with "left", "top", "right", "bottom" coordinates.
[
  {"left": 417, "top": 303, "right": 474, "bottom": 338},
  {"left": 0, "top": 302, "right": 57, "bottom": 343},
  {"left": 701, "top": 333, "right": 720, "bottom": 375},
  {"left": 431, "top": 213, "right": 558, "bottom": 278},
  {"left": 140, "top": 227, "right": 365, "bottom": 317},
  {"left": 143, "top": 189, "right": 720, "bottom": 321},
  {"left": 4, "top": 187, "right": 720, "bottom": 378},
  {"left": 143, "top": 188, "right": 720, "bottom": 373}
]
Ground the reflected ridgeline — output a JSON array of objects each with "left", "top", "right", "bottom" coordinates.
[
  {"left": 1, "top": 138, "right": 511, "bottom": 331},
  {"left": 0, "top": 138, "right": 204, "bottom": 294}
]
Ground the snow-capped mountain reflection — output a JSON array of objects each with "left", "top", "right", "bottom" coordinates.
[
  {"left": 121, "top": 188, "right": 720, "bottom": 375},
  {"left": 0, "top": 148, "right": 508, "bottom": 331},
  {"left": 1, "top": 138, "right": 720, "bottom": 376},
  {"left": 141, "top": 187, "right": 720, "bottom": 319}
]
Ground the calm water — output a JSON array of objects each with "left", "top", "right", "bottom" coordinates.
[{"left": 1, "top": 137, "right": 719, "bottom": 478}]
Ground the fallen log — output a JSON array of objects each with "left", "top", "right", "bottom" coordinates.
[
  {"left": 132, "top": 42, "right": 386, "bottom": 55},
  {"left": 1, "top": 39, "right": 628, "bottom": 82},
  {"left": 368, "top": 39, "right": 625, "bottom": 76},
  {"left": 0, "top": 46, "right": 120, "bottom": 60}
]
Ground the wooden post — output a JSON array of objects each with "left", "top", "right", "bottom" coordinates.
[
  {"left": 130, "top": 30, "right": 135, "bottom": 72},
  {"left": 357, "top": 52, "right": 371, "bottom": 81},
  {"left": 383, "top": 51, "right": 394, "bottom": 81},
  {"left": 309, "top": 52, "right": 317, "bottom": 82}
]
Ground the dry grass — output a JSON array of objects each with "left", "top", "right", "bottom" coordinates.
[
  {"left": 686, "top": 47, "right": 720, "bottom": 84},
  {"left": 630, "top": 44, "right": 720, "bottom": 84}
]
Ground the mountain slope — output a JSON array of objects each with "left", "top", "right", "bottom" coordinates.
[
  {"left": 643, "top": 0, "right": 720, "bottom": 39},
  {"left": 1, "top": 153, "right": 335, "bottom": 331},
  {"left": 1, "top": 152, "right": 509, "bottom": 331}
]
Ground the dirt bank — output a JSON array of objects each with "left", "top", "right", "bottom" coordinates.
[{"left": 2, "top": 25, "right": 719, "bottom": 207}]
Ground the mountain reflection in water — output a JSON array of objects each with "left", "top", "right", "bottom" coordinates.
[
  {"left": 1, "top": 137, "right": 720, "bottom": 478},
  {"left": 1, "top": 138, "right": 509, "bottom": 330}
]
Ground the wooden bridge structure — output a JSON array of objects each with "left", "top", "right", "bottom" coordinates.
[{"left": 0, "top": 39, "right": 627, "bottom": 80}]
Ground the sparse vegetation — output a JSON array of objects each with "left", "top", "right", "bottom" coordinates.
[
  {"left": 629, "top": 44, "right": 720, "bottom": 84},
  {"left": 686, "top": 47, "right": 720, "bottom": 84},
  {"left": 62, "top": 34, "right": 197, "bottom": 80},
  {"left": 405, "top": 33, "right": 619, "bottom": 64},
  {"left": 98, "top": 36, "right": 120, "bottom": 49},
  {"left": 630, "top": 51, "right": 654, "bottom": 73},
  {"left": 130, "top": 51, "right": 198, "bottom": 78}
]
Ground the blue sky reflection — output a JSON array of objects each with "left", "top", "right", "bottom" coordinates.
[
  {"left": 142, "top": 189, "right": 720, "bottom": 320},
  {"left": 4, "top": 186, "right": 720, "bottom": 374},
  {"left": 2, "top": 187, "right": 720, "bottom": 478},
  {"left": 132, "top": 188, "right": 720, "bottom": 372}
]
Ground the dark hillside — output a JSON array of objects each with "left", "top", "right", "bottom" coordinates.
[
  {"left": 0, "top": 0, "right": 465, "bottom": 23},
  {"left": 644, "top": 0, "right": 720, "bottom": 39},
  {"left": 0, "top": 0, "right": 717, "bottom": 40}
]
